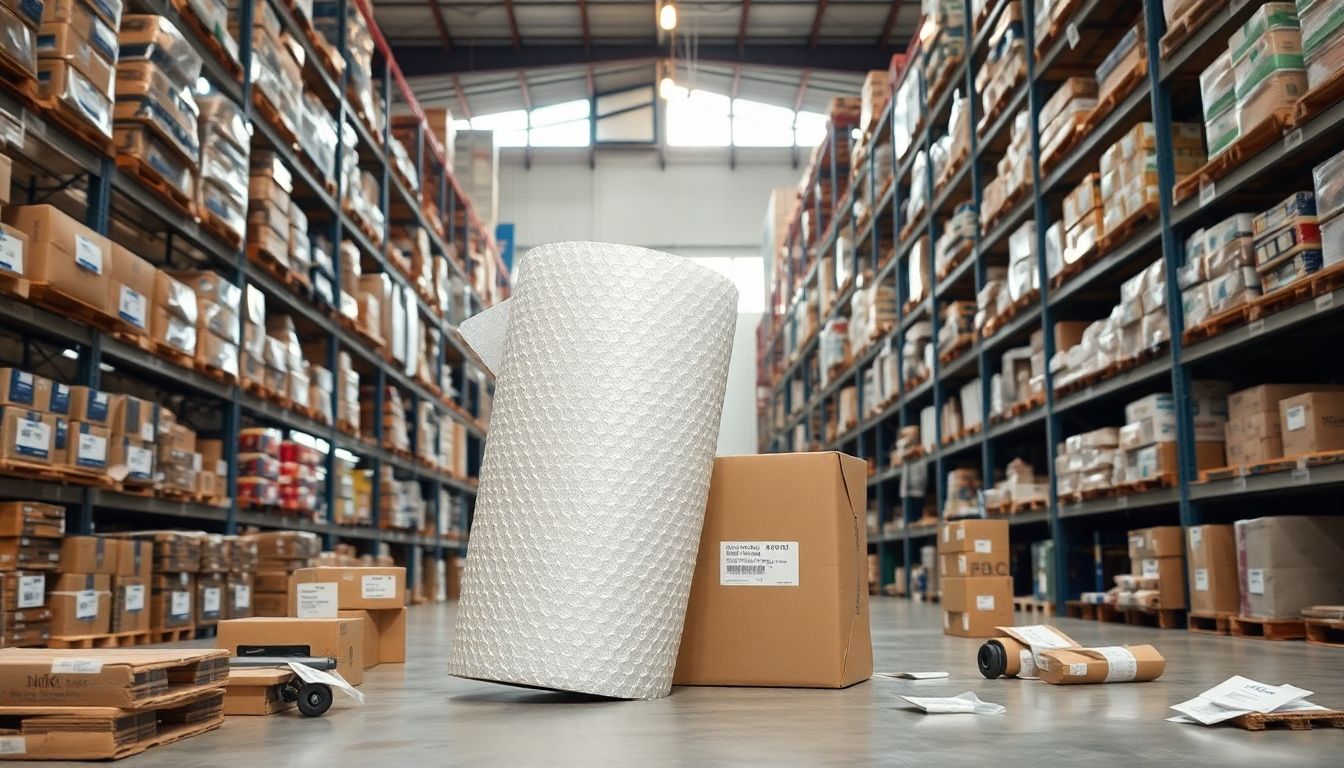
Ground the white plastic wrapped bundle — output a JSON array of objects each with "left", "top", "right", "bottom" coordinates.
[{"left": 450, "top": 242, "right": 738, "bottom": 700}]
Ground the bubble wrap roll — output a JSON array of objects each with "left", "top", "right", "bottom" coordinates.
[{"left": 450, "top": 242, "right": 738, "bottom": 700}]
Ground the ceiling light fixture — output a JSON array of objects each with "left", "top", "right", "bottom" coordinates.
[{"left": 659, "top": 2, "right": 678, "bottom": 31}]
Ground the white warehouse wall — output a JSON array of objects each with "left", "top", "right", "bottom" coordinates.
[{"left": 498, "top": 148, "right": 797, "bottom": 455}]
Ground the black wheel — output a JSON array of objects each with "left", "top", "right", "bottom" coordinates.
[
  {"left": 296, "top": 682, "right": 333, "bottom": 717},
  {"left": 977, "top": 640, "right": 1008, "bottom": 680}
]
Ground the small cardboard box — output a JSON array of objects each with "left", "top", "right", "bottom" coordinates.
[
  {"left": 0, "top": 500, "right": 64, "bottom": 537},
  {"left": 339, "top": 607, "right": 406, "bottom": 666},
  {"left": 1127, "top": 526, "right": 1183, "bottom": 561},
  {"left": 112, "top": 574, "right": 149, "bottom": 633},
  {"left": 673, "top": 452, "right": 872, "bottom": 688},
  {"left": 59, "top": 535, "right": 117, "bottom": 574},
  {"left": 1235, "top": 516, "right": 1344, "bottom": 618},
  {"left": 66, "top": 421, "right": 110, "bottom": 472},
  {"left": 108, "top": 435, "right": 155, "bottom": 483},
  {"left": 216, "top": 617, "right": 365, "bottom": 685},
  {"left": 0, "top": 369, "right": 54, "bottom": 410},
  {"left": 1036, "top": 645, "right": 1165, "bottom": 684},
  {"left": 108, "top": 243, "right": 155, "bottom": 334},
  {"left": 1228, "top": 383, "right": 1330, "bottom": 420},
  {"left": 66, "top": 387, "right": 110, "bottom": 425},
  {"left": 3, "top": 204, "right": 112, "bottom": 312},
  {"left": 48, "top": 572, "right": 112, "bottom": 636},
  {"left": 1279, "top": 391, "right": 1344, "bottom": 456},
  {"left": 0, "top": 223, "right": 28, "bottom": 277},
  {"left": 288, "top": 566, "right": 406, "bottom": 616},
  {"left": 0, "top": 407, "right": 55, "bottom": 465},
  {"left": 941, "top": 575, "right": 1013, "bottom": 615},
  {"left": 944, "top": 607, "right": 1016, "bottom": 638},
  {"left": 937, "top": 518, "right": 1009, "bottom": 557},
  {"left": 1133, "top": 556, "right": 1186, "bottom": 609},
  {"left": 1188, "top": 524, "right": 1238, "bottom": 614},
  {"left": 224, "top": 668, "right": 295, "bottom": 716}
]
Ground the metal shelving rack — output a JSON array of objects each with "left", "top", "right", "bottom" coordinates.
[
  {"left": 0, "top": 0, "right": 505, "bottom": 586},
  {"left": 756, "top": 0, "right": 1344, "bottom": 609}
]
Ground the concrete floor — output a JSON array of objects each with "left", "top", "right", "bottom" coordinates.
[{"left": 66, "top": 599, "right": 1344, "bottom": 767}]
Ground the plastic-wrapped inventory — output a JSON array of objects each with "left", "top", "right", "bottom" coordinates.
[
  {"left": 1259, "top": 249, "right": 1323, "bottom": 292},
  {"left": 1253, "top": 190, "right": 1316, "bottom": 234},
  {"left": 1303, "top": 0, "right": 1344, "bottom": 87},
  {"left": 906, "top": 151, "right": 929, "bottom": 223},
  {"left": 1096, "top": 24, "right": 1144, "bottom": 101},
  {"left": 36, "top": 21, "right": 114, "bottom": 97},
  {"left": 909, "top": 235, "right": 932, "bottom": 304},
  {"left": 118, "top": 15, "right": 203, "bottom": 86},
  {"left": 114, "top": 126, "right": 193, "bottom": 198},
  {"left": 247, "top": 26, "right": 301, "bottom": 135},
  {"left": 1007, "top": 221, "right": 1037, "bottom": 301},
  {"left": 1207, "top": 266, "right": 1262, "bottom": 313},
  {"left": 1, "top": 6, "right": 37, "bottom": 78},
  {"left": 298, "top": 93, "right": 339, "bottom": 184},
  {"left": 1322, "top": 213, "right": 1344, "bottom": 268},
  {"left": 37, "top": 59, "right": 112, "bottom": 136},
  {"left": 1315, "top": 149, "right": 1344, "bottom": 221},
  {"left": 450, "top": 243, "right": 736, "bottom": 700},
  {"left": 113, "top": 61, "right": 201, "bottom": 164},
  {"left": 935, "top": 203, "right": 976, "bottom": 274}
]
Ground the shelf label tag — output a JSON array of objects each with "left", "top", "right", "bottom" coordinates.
[
  {"left": 1066, "top": 23, "right": 1080, "bottom": 49},
  {"left": 1283, "top": 128, "right": 1304, "bottom": 151},
  {"left": 1199, "top": 179, "right": 1216, "bottom": 207},
  {"left": 1232, "top": 475, "right": 1248, "bottom": 490},
  {"left": 1248, "top": 319, "right": 1265, "bottom": 336},
  {"left": 1316, "top": 293, "right": 1334, "bottom": 312},
  {"left": 1291, "top": 467, "right": 1310, "bottom": 484},
  {"left": 1116, "top": 494, "right": 1129, "bottom": 507}
]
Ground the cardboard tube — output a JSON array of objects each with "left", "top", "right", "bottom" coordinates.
[{"left": 977, "top": 636, "right": 1028, "bottom": 678}]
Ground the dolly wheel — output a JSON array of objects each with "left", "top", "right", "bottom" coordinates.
[{"left": 296, "top": 683, "right": 333, "bottom": 717}]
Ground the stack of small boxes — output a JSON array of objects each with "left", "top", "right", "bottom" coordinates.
[
  {"left": 197, "top": 94, "right": 250, "bottom": 242},
  {"left": 1062, "top": 173, "right": 1102, "bottom": 266},
  {"left": 155, "top": 406, "right": 200, "bottom": 497},
  {"left": 1186, "top": 523, "right": 1240, "bottom": 616},
  {"left": 939, "top": 519, "right": 1011, "bottom": 637},
  {"left": 291, "top": 565, "right": 408, "bottom": 668},
  {"left": 1099, "top": 122, "right": 1204, "bottom": 240},
  {"left": 114, "top": 15, "right": 203, "bottom": 203},
  {"left": 278, "top": 438, "right": 324, "bottom": 519},
  {"left": 173, "top": 270, "right": 241, "bottom": 380},
  {"left": 381, "top": 475, "right": 427, "bottom": 531},
  {"left": 0, "top": 501, "right": 61, "bottom": 647},
  {"left": 240, "top": 283, "right": 266, "bottom": 391},
  {"left": 1038, "top": 77, "right": 1097, "bottom": 171},
  {"left": 248, "top": 150, "right": 294, "bottom": 271},
  {"left": 36, "top": 0, "right": 118, "bottom": 141},
  {"left": 267, "top": 315, "right": 307, "bottom": 406},
  {"left": 152, "top": 269, "right": 198, "bottom": 359},
  {"left": 1222, "top": 384, "right": 1327, "bottom": 465},
  {"left": 111, "top": 537, "right": 152, "bottom": 636},
  {"left": 1096, "top": 22, "right": 1145, "bottom": 106},
  {"left": 1253, "top": 192, "right": 1322, "bottom": 296},
  {"left": 195, "top": 533, "right": 227, "bottom": 632},
  {"left": 1120, "top": 526, "right": 1185, "bottom": 612},
  {"left": 1119, "top": 386, "right": 1229, "bottom": 482},
  {"left": 232, "top": 0, "right": 302, "bottom": 136},
  {"left": 59, "top": 385, "right": 112, "bottom": 478},
  {"left": 356, "top": 272, "right": 389, "bottom": 348},
  {"left": 1179, "top": 213, "right": 1261, "bottom": 329},
  {"left": 364, "top": 384, "right": 410, "bottom": 454},
  {"left": 136, "top": 531, "right": 200, "bottom": 636},
  {"left": 247, "top": 531, "right": 321, "bottom": 617},
  {"left": 1302, "top": 0, "right": 1344, "bottom": 89},
  {"left": 336, "top": 350, "right": 361, "bottom": 433},
  {"left": 107, "top": 392, "right": 156, "bottom": 488},
  {"left": 338, "top": 241, "right": 362, "bottom": 323},
  {"left": 1055, "top": 427, "right": 1122, "bottom": 500},
  {"left": 237, "top": 427, "right": 281, "bottom": 509},
  {"left": 49, "top": 536, "right": 114, "bottom": 640},
  {"left": 226, "top": 534, "right": 257, "bottom": 620}
]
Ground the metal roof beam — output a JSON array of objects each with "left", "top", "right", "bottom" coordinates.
[
  {"left": 738, "top": 0, "right": 751, "bottom": 53},
  {"left": 877, "top": 1, "right": 900, "bottom": 46},
  {"left": 426, "top": 1, "right": 453, "bottom": 49},
  {"left": 392, "top": 43, "right": 900, "bottom": 76},
  {"left": 451, "top": 73, "right": 472, "bottom": 120},
  {"left": 579, "top": 0, "right": 591, "bottom": 53},
  {"left": 502, "top": 0, "right": 522, "bottom": 49},
  {"left": 794, "top": 71, "right": 811, "bottom": 112},
  {"left": 808, "top": 0, "right": 829, "bottom": 49}
]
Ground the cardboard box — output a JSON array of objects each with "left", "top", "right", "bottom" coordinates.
[
  {"left": 1177, "top": 523, "right": 1229, "bottom": 611},
  {"left": 0, "top": 648, "right": 229, "bottom": 710},
  {"left": 1279, "top": 391, "right": 1344, "bottom": 456},
  {"left": 0, "top": 536, "right": 62, "bottom": 571},
  {"left": 66, "top": 386, "right": 110, "bottom": 425},
  {"left": 1133, "top": 556, "right": 1186, "bottom": 609},
  {"left": 3, "top": 205, "right": 112, "bottom": 312},
  {"left": 938, "top": 551, "right": 1012, "bottom": 578},
  {"left": 216, "top": 617, "right": 365, "bottom": 685},
  {"left": 223, "top": 668, "right": 295, "bottom": 715},
  {"left": 66, "top": 421, "right": 110, "bottom": 472},
  {"left": 944, "top": 607, "right": 1015, "bottom": 638},
  {"left": 673, "top": 452, "right": 872, "bottom": 688},
  {"left": 0, "top": 223, "right": 27, "bottom": 278},
  {"left": 1128, "top": 526, "right": 1183, "bottom": 561},
  {"left": 228, "top": 573, "right": 255, "bottom": 620},
  {"left": 941, "top": 575, "right": 1013, "bottom": 615},
  {"left": 112, "top": 574, "right": 149, "bottom": 633},
  {"left": 1235, "top": 516, "right": 1344, "bottom": 618},
  {"left": 937, "top": 518, "right": 1009, "bottom": 556},
  {"left": 59, "top": 535, "right": 116, "bottom": 574},
  {"left": 0, "top": 406, "right": 55, "bottom": 465},
  {"left": 1228, "top": 383, "right": 1330, "bottom": 420},
  {"left": 151, "top": 572, "right": 195, "bottom": 628},
  {"left": 1036, "top": 645, "right": 1165, "bottom": 684},
  {"left": 338, "top": 607, "right": 406, "bottom": 666},
  {"left": 36, "top": 21, "right": 115, "bottom": 96},
  {"left": 0, "top": 500, "right": 64, "bottom": 537},
  {"left": 108, "top": 244, "right": 155, "bottom": 334},
  {"left": 0, "top": 369, "right": 55, "bottom": 411},
  {"left": 288, "top": 566, "right": 407, "bottom": 616},
  {"left": 48, "top": 572, "right": 112, "bottom": 636}
]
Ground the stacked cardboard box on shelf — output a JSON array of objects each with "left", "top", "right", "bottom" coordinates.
[
  {"left": 111, "top": 537, "right": 152, "bottom": 635},
  {"left": 49, "top": 536, "right": 115, "bottom": 639},
  {"left": 1099, "top": 122, "right": 1204, "bottom": 240},
  {"left": 1038, "top": 77, "right": 1097, "bottom": 171},
  {"left": 116, "top": 531, "right": 200, "bottom": 635},
  {"left": 173, "top": 270, "right": 241, "bottom": 381},
  {"left": 195, "top": 533, "right": 227, "bottom": 631},
  {"left": 36, "top": 0, "right": 117, "bottom": 141},
  {"left": 1234, "top": 516, "right": 1344, "bottom": 618},
  {"left": 248, "top": 149, "right": 294, "bottom": 271},
  {"left": 227, "top": 534, "right": 257, "bottom": 619},
  {"left": 939, "top": 519, "right": 1011, "bottom": 637},
  {"left": 1178, "top": 212, "right": 1263, "bottom": 327},
  {"left": 0, "top": 501, "right": 62, "bottom": 647},
  {"left": 1120, "top": 526, "right": 1185, "bottom": 611},
  {"left": 1119, "top": 386, "right": 1228, "bottom": 481},
  {"left": 1253, "top": 191, "right": 1323, "bottom": 296},
  {"left": 155, "top": 406, "right": 201, "bottom": 498},
  {"left": 3, "top": 204, "right": 114, "bottom": 323},
  {"left": 246, "top": 530, "right": 321, "bottom": 617},
  {"left": 1222, "top": 383, "right": 1339, "bottom": 464},
  {"left": 1279, "top": 389, "right": 1344, "bottom": 456},
  {"left": 1186, "top": 524, "right": 1240, "bottom": 615},
  {"left": 197, "top": 93, "right": 250, "bottom": 241},
  {"left": 108, "top": 393, "right": 156, "bottom": 487},
  {"left": 1054, "top": 427, "right": 1120, "bottom": 499}
]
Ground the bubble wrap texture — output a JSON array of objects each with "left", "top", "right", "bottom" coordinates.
[{"left": 448, "top": 242, "right": 738, "bottom": 700}]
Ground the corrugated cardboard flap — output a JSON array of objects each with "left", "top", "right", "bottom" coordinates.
[{"left": 832, "top": 452, "right": 873, "bottom": 685}]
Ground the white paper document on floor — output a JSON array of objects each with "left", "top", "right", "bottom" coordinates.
[
  {"left": 288, "top": 662, "right": 364, "bottom": 704},
  {"left": 899, "top": 692, "right": 1005, "bottom": 714},
  {"left": 1168, "top": 676, "right": 1322, "bottom": 725},
  {"left": 876, "top": 672, "right": 949, "bottom": 680}
]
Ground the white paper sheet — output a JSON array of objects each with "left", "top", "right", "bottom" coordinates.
[{"left": 899, "top": 692, "right": 1006, "bottom": 715}]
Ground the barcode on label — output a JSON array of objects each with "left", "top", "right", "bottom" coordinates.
[{"left": 726, "top": 565, "right": 767, "bottom": 574}]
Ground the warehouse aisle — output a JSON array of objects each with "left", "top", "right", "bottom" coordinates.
[{"left": 108, "top": 600, "right": 1344, "bottom": 766}]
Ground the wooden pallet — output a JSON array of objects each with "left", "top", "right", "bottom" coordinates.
[
  {"left": 1096, "top": 201, "right": 1158, "bottom": 254},
  {"left": 976, "top": 59, "right": 1028, "bottom": 139},
  {"left": 938, "top": 335, "right": 975, "bottom": 365},
  {"left": 1295, "top": 63, "right": 1344, "bottom": 124},
  {"left": 1066, "top": 600, "right": 1099, "bottom": 620},
  {"left": 1158, "top": 0, "right": 1225, "bottom": 58},
  {"left": 1033, "top": 0, "right": 1085, "bottom": 59},
  {"left": 1084, "top": 59, "right": 1148, "bottom": 135},
  {"left": 152, "top": 341, "right": 196, "bottom": 370},
  {"left": 1229, "top": 615, "right": 1306, "bottom": 641},
  {"left": 1013, "top": 596, "right": 1055, "bottom": 617},
  {"left": 935, "top": 240, "right": 975, "bottom": 282},
  {"left": 1173, "top": 111, "right": 1292, "bottom": 205},
  {"left": 1181, "top": 299, "right": 1256, "bottom": 344},
  {"left": 1230, "top": 710, "right": 1344, "bottom": 732},
  {"left": 253, "top": 90, "right": 299, "bottom": 148},
  {"left": 1113, "top": 606, "right": 1186, "bottom": 629},
  {"left": 172, "top": 0, "right": 244, "bottom": 80},
  {"left": 1187, "top": 611, "right": 1234, "bottom": 636},
  {"left": 926, "top": 55, "right": 966, "bottom": 114},
  {"left": 47, "top": 630, "right": 154, "bottom": 649},
  {"left": 39, "top": 99, "right": 115, "bottom": 156},
  {"left": 1305, "top": 619, "right": 1344, "bottom": 648},
  {"left": 198, "top": 206, "right": 245, "bottom": 251},
  {"left": 1258, "top": 260, "right": 1344, "bottom": 315},
  {"left": 1115, "top": 474, "right": 1177, "bottom": 495},
  {"left": 1008, "top": 497, "right": 1046, "bottom": 515}
]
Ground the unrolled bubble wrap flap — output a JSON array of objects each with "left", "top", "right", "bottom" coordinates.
[{"left": 450, "top": 242, "right": 739, "bottom": 700}]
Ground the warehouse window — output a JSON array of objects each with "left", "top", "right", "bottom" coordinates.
[
  {"left": 732, "top": 98, "right": 797, "bottom": 147},
  {"left": 794, "top": 111, "right": 827, "bottom": 147},
  {"left": 529, "top": 99, "right": 592, "bottom": 147},
  {"left": 666, "top": 87, "right": 732, "bottom": 146},
  {"left": 466, "top": 110, "right": 528, "bottom": 147}
]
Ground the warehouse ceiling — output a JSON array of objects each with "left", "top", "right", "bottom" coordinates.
[{"left": 377, "top": 1, "right": 920, "bottom": 117}]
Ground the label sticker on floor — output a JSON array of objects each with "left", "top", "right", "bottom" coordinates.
[
  {"left": 976, "top": 595, "right": 995, "bottom": 611},
  {"left": 75, "top": 589, "right": 98, "bottom": 619},
  {"left": 18, "top": 574, "right": 43, "bottom": 608},
  {"left": 171, "top": 590, "right": 191, "bottom": 618},
  {"left": 52, "top": 659, "right": 103, "bottom": 674},
  {"left": 720, "top": 542, "right": 799, "bottom": 586},
  {"left": 1094, "top": 646, "right": 1138, "bottom": 682},
  {"left": 1248, "top": 569, "right": 1265, "bottom": 595},
  {"left": 297, "top": 582, "right": 339, "bottom": 616},
  {"left": 1195, "top": 568, "right": 1209, "bottom": 592},
  {"left": 125, "top": 584, "right": 145, "bottom": 612},
  {"left": 362, "top": 574, "right": 397, "bottom": 599}
]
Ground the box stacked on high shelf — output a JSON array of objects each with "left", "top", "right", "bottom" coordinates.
[
  {"left": 1300, "top": 0, "right": 1344, "bottom": 89},
  {"left": 939, "top": 519, "right": 1011, "bottom": 637},
  {"left": 194, "top": 533, "right": 226, "bottom": 632},
  {"left": 226, "top": 534, "right": 256, "bottom": 619},
  {"left": 173, "top": 270, "right": 241, "bottom": 381},
  {"left": 1253, "top": 191, "right": 1323, "bottom": 295},
  {"left": 363, "top": 384, "right": 410, "bottom": 455},
  {"left": 155, "top": 405, "right": 201, "bottom": 499},
  {"left": 297, "top": 92, "right": 339, "bottom": 193},
  {"left": 36, "top": 0, "right": 117, "bottom": 143},
  {"left": 245, "top": 530, "right": 320, "bottom": 617},
  {"left": 114, "top": 16, "right": 203, "bottom": 205},
  {"left": 110, "top": 537, "right": 152, "bottom": 636},
  {"left": 197, "top": 93, "right": 250, "bottom": 243},
  {"left": 267, "top": 316, "right": 310, "bottom": 411},
  {"left": 108, "top": 392, "right": 157, "bottom": 490},
  {"left": 1178, "top": 214, "right": 1261, "bottom": 329},
  {"left": 379, "top": 473, "right": 427, "bottom": 532},
  {"left": 1315, "top": 146, "right": 1344, "bottom": 268},
  {"left": 1099, "top": 123, "right": 1204, "bottom": 243},
  {"left": 1116, "top": 526, "right": 1185, "bottom": 612},
  {"left": 151, "top": 269, "right": 197, "bottom": 360},
  {"left": 0, "top": 502, "right": 61, "bottom": 647},
  {"left": 49, "top": 536, "right": 115, "bottom": 641},
  {"left": 1096, "top": 19, "right": 1146, "bottom": 109},
  {"left": 279, "top": 438, "right": 324, "bottom": 520},
  {"left": 1038, "top": 77, "right": 1097, "bottom": 173},
  {"left": 1054, "top": 427, "right": 1121, "bottom": 501},
  {"left": 0, "top": 0, "right": 38, "bottom": 97},
  {"left": 975, "top": 3, "right": 1024, "bottom": 135},
  {"left": 232, "top": 0, "right": 301, "bottom": 138},
  {"left": 923, "top": 1, "right": 966, "bottom": 104},
  {"left": 248, "top": 150, "right": 294, "bottom": 274},
  {"left": 1222, "top": 384, "right": 1336, "bottom": 465},
  {"left": 1118, "top": 385, "right": 1229, "bottom": 484},
  {"left": 315, "top": 1, "right": 379, "bottom": 139},
  {"left": 237, "top": 427, "right": 281, "bottom": 509}
]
